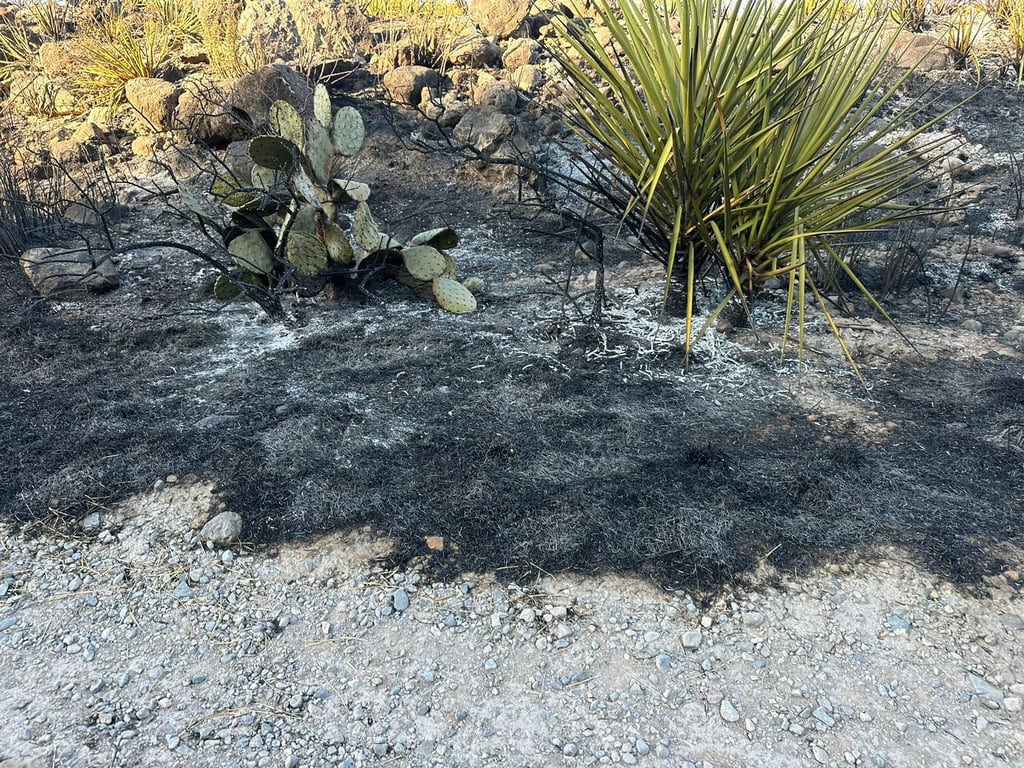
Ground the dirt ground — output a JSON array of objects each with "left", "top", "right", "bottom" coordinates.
[{"left": 0, "top": 61, "right": 1022, "bottom": 768}]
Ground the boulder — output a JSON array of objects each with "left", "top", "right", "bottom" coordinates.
[
  {"left": 19, "top": 247, "right": 120, "bottom": 297},
  {"left": 890, "top": 30, "right": 948, "bottom": 72},
  {"left": 125, "top": 77, "right": 182, "bottom": 132},
  {"left": 501, "top": 37, "right": 540, "bottom": 71},
  {"left": 383, "top": 65, "right": 441, "bottom": 106},
  {"left": 175, "top": 76, "right": 247, "bottom": 145},
  {"left": 448, "top": 33, "right": 501, "bottom": 68},
  {"left": 469, "top": 0, "right": 530, "bottom": 39},
  {"left": 474, "top": 75, "right": 518, "bottom": 111},
  {"left": 453, "top": 105, "right": 532, "bottom": 162},
  {"left": 239, "top": 0, "right": 373, "bottom": 64},
  {"left": 227, "top": 64, "right": 315, "bottom": 126}
]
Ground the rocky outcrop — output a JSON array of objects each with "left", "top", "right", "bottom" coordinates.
[
  {"left": 125, "top": 77, "right": 182, "bottom": 132},
  {"left": 468, "top": 0, "right": 530, "bottom": 39},
  {"left": 238, "top": 0, "right": 373, "bottom": 64}
]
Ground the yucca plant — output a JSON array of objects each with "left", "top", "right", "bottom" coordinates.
[
  {"left": 548, "top": 0, "right": 962, "bottom": 373},
  {"left": 889, "top": 0, "right": 930, "bottom": 30},
  {"left": 946, "top": 4, "right": 984, "bottom": 72},
  {"left": 0, "top": 18, "right": 39, "bottom": 81},
  {"left": 71, "top": 17, "right": 172, "bottom": 109},
  {"left": 1001, "top": 1, "right": 1024, "bottom": 79}
]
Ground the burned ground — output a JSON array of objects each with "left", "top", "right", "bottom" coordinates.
[{"left": 1, "top": 74, "right": 1022, "bottom": 596}]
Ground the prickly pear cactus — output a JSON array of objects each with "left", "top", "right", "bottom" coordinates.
[{"left": 181, "top": 81, "right": 477, "bottom": 315}]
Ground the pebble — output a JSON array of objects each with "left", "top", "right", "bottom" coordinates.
[
  {"left": 682, "top": 629, "right": 702, "bottom": 650},
  {"left": 393, "top": 589, "right": 410, "bottom": 612},
  {"left": 742, "top": 611, "right": 764, "bottom": 627},
  {"left": 720, "top": 699, "right": 741, "bottom": 722}
]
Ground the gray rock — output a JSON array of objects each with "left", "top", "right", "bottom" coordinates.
[
  {"left": 969, "top": 673, "right": 1004, "bottom": 707},
  {"left": 742, "top": 611, "right": 765, "bottom": 627},
  {"left": 452, "top": 106, "right": 532, "bottom": 162},
  {"left": 654, "top": 653, "right": 672, "bottom": 673},
  {"left": 720, "top": 699, "right": 740, "bottom": 722},
  {"left": 812, "top": 707, "right": 836, "bottom": 727},
  {"left": 393, "top": 589, "right": 410, "bottom": 611},
  {"left": 227, "top": 65, "right": 314, "bottom": 128},
  {"left": 200, "top": 510, "right": 244, "bottom": 544},
  {"left": 682, "top": 629, "right": 702, "bottom": 650},
  {"left": 20, "top": 247, "right": 120, "bottom": 297}
]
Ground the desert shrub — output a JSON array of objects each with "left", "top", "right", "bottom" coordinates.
[
  {"left": 946, "top": 4, "right": 985, "bottom": 71},
  {"left": 548, "top": 0, "right": 961, "bottom": 371},
  {"left": 889, "top": 0, "right": 930, "bottom": 29}
]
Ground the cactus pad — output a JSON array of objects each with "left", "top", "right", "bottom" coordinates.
[
  {"left": 228, "top": 230, "right": 274, "bottom": 275},
  {"left": 323, "top": 219, "right": 354, "bottom": 264},
  {"left": 248, "top": 135, "right": 299, "bottom": 172},
  {"left": 304, "top": 117, "right": 334, "bottom": 185},
  {"left": 401, "top": 245, "right": 448, "bottom": 281},
  {"left": 333, "top": 179, "right": 370, "bottom": 202},
  {"left": 251, "top": 164, "right": 278, "bottom": 192},
  {"left": 285, "top": 232, "right": 329, "bottom": 276},
  {"left": 352, "top": 201, "right": 397, "bottom": 252},
  {"left": 213, "top": 273, "right": 241, "bottom": 300},
  {"left": 314, "top": 83, "right": 332, "bottom": 129},
  {"left": 432, "top": 276, "right": 477, "bottom": 313},
  {"left": 291, "top": 166, "right": 321, "bottom": 208},
  {"left": 269, "top": 100, "right": 306, "bottom": 150},
  {"left": 332, "top": 106, "right": 365, "bottom": 157},
  {"left": 410, "top": 227, "right": 459, "bottom": 250}
]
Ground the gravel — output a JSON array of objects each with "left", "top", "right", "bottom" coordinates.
[{"left": 0, "top": 482, "right": 1022, "bottom": 767}]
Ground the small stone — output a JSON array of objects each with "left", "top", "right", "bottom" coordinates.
[
  {"left": 68, "top": 576, "right": 82, "bottom": 591},
  {"left": 199, "top": 510, "right": 243, "bottom": 545},
  {"left": 562, "top": 743, "right": 579, "bottom": 757},
  {"left": 813, "top": 707, "right": 836, "bottom": 727},
  {"left": 720, "top": 699, "right": 740, "bottom": 722},
  {"left": 484, "top": 657, "right": 498, "bottom": 670},
  {"left": 392, "top": 589, "right": 410, "bottom": 612},
  {"left": 655, "top": 653, "right": 672, "bottom": 673},
  {"left": 1004, "top": 696, "right": 1022, "bottom": 713},
  {"left": 285, "top": 754, "right": 299, "bottom": 768},
  {"left": 682, "top": 629, "right": 703, "bottom": 650},
  {"left": 518, "top": 607, "right": 536, "bottom": 624},
  {"left": 976, "top": 715, "right": 989, "bottom": 731},
  {"left": 635, "top": 739, "right": 650, "bottom": 756},
  {"left": 742, "top": 611, "right": 765, "bottom": 627},
  {"left": 812, "top": 745, "right": 829, "bottom": 764},
  {"left": 173, "top": 579, "right": 193, "bottom": 599}
]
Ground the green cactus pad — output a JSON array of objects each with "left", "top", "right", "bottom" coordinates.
[
  {"left": 290, "top": 166, "right": 321, "bottom": 207},
  {"left": 323, "top": 219, "right": 354, "bottom": 264},
  {"left": 432, "top": 276, "right": 477, "bottom": 314},
  {"left": 314, "top": 83, "right": 332, "bottom": 129},
  {"left": 209, "top": 174, "right": 256, "bottom": 208},
  {"left": 285, "top": 232, "right": 329, "bottom": 276},
  {"left": 332, "top": 106, "right": 365, "bottom": 157},
  {"left": 352, "top": 201, "right": 397, "bottom": 252},
  {"left": 248, "top": 135, "right": 299, "bottom": 172},
  {"left": 289, "top": 204, "right": 318, "bottom": 234},
  {"left": 228, "top": 230, "right": 274, "bottom": 275},
  {"left": 333, "top": 179, "right": 370, "bottom": 202},
  {"left": 269, "top": 100, "right": 306, "bottom": 150},
  {"left": 304, "top": 118, "right": 334, "bottom": 185},
  {"left": 213, "top": 273, "right": 241, "bottom": 300},
  {"left": 409, "top": 227, "right": 459, "bottom": 250},
  {"left": 401, "top": 245, "right": 448, "bottom": 281},
  {"left": 251, "top": 164, "right": 278, "bottom": 192}
]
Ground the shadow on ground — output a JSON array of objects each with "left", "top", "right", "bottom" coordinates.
[{"left": 2, "top": 278, "right": 1021, "bottom": 593}]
